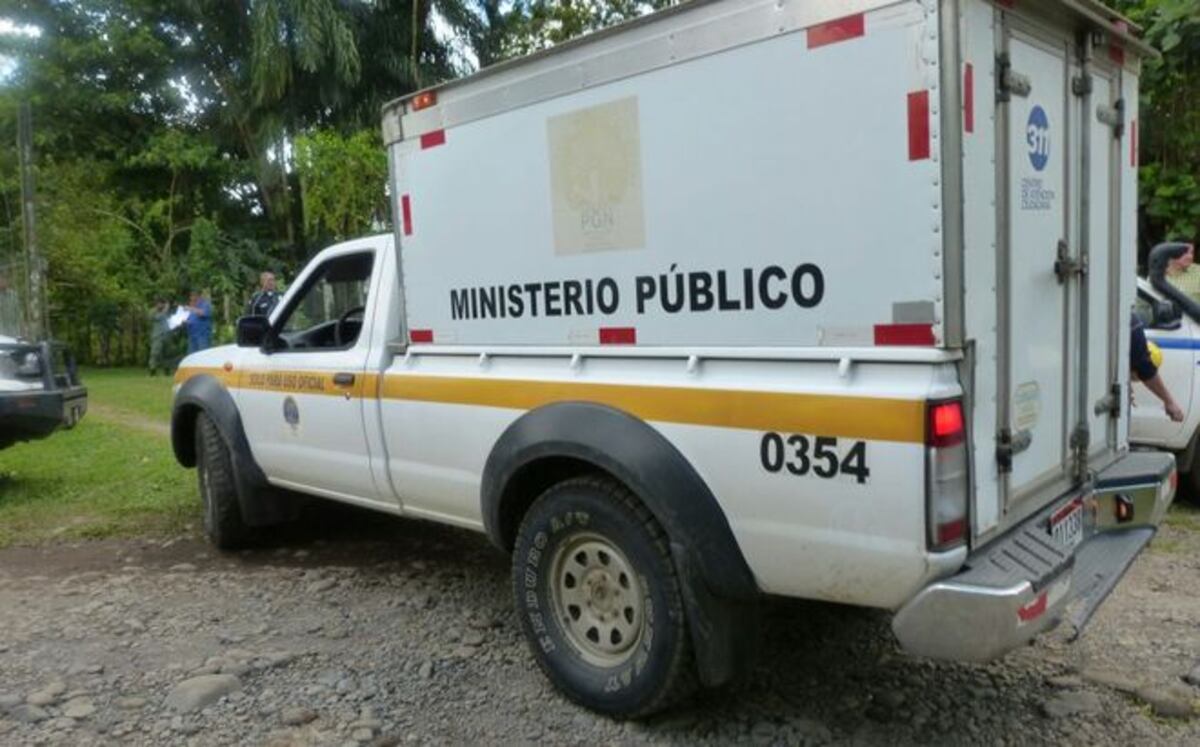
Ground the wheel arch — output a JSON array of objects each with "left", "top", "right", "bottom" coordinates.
[
  {"left": 482, "top": 402, "right": 755, "bottom": 597},
  {"left": 172, "top": 374, "right": 261, "bottom": 478},
  {"left": 171, "top": 374, "right": 295, "bottom": 527}
]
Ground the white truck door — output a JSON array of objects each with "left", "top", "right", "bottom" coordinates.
[
  {"left": 1081, "top": 61, "right": 1121, "bottom": 463},
  {"left": 237, "top": 249, "right": 380, "bottom": 499},
  {"left": 999, "top": 25, "right": 1074, "bottom": 506}
]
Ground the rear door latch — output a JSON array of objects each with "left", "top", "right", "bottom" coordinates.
[
  {"left": 1093, "top": 383, "right": 1122, "bottom": 419},
  {"left": 997, "top": 428, "right": 1033, "bottom": 473},
  {"left": 1055, "top": 240, "right": 1087, "bottom": 284}
]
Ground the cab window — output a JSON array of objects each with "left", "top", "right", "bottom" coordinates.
[{"left": 274, "top": 252, "right": 374, "bottom": 351}]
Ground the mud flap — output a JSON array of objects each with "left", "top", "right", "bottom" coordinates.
[{"left": 671, "top": 541, "right": 760, "bottom": 687}]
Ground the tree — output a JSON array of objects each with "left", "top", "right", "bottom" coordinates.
[
  {"left": 434, "top": 0, "right": 677, "bottom": 70},
  {"left": 294, "top": 130, "right": 388, "bottom": 243}
]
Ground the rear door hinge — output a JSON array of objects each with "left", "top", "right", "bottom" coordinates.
[
  {"left": 1072, "top": 74, "right": 1093, "bottom": 97},
  {"left": 1070, "top": 425, "right": 1091, "bottom": 482},
  {"left": 997, "top": 53, "right": 1032, "bottom": 102},
  {"left": 1055, "top": 239, "right": 1088, "bottom": 284}
]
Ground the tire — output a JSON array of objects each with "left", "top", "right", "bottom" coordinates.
[
  {"left": 1184, "top": 461, "right": 1200, "bottom": 507},
  {"left": 194, "top": 411, "right": 253, "bottom": 550},
  {"left": 511, "top": 475, "right": 695, "bottom": 718}
]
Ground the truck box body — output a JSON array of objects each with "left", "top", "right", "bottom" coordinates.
[{"left": 391, "top": 0, "right": 944, "bottom": 351}]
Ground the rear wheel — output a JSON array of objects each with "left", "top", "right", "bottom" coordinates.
[
  {"left": 511, "top": 476, "right": 694, "bottom": 717},
  {"left": 194, "top": 411, "right": 252, "bottom": 549}
]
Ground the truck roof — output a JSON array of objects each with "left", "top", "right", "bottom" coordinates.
[{"left": 381, "top": 0, "right": 1150, "bottom": 130}]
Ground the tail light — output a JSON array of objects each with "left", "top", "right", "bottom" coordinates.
[
  {"left": 411, "top": 90, "right": 437, "bottom": 111},
  {"left": 926, "top": 399, "right": 969, "bottom": 551}
]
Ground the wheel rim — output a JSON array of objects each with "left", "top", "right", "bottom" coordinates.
[{"left": 550, "top": 532, "right": 645, "bottom": 667}]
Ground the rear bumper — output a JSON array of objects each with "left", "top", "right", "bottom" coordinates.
[{"left": 891, "top": 450, "right": 1175, "bottom": 662}]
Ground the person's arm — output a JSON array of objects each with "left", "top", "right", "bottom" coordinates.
[{"left": 1142, "top": 373, "right": 1185, "bottom": 422}]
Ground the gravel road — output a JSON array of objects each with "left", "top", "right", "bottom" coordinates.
[{"left": 2, "top": 503, "right": 1199, "bottom": 746}]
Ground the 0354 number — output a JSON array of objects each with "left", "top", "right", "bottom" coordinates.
[{"left": 759, "top": 432, "right": 870, "bottom": 484}]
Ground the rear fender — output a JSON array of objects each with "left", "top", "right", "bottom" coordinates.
[{"left": 481, "top": 401, "right": 760, "bottom": 686}]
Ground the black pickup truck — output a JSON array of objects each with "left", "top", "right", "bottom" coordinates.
[{"left": 0, "top": 337, "right": 87, "bottom": 450}]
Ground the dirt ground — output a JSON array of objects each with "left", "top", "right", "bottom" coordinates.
[{"left": 1, "top": 502, "right": 1199, "bottom": 746}]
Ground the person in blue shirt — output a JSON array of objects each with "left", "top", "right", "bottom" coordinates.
[{"left": 185, "top": 289, "right": 213, "bottom": 353}]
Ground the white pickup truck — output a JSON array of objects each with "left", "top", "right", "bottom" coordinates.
[{"left": 172, "top": 0, "right": 1174, "bottom": 717}]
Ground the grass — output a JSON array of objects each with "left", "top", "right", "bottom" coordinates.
[
  {"left": 1164, "top": 498, "right": 1200, "bottom": 532},
  {"left": 0, "top": 368, "right": 196, "bottom": 548},
  {"left": 77, "top": 366, "right": 177, "bottom": 422}
]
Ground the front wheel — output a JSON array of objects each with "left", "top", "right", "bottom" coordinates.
[
  {"left": 511, "top": 476, "right": 695, "bottom": 717},
  {"left": 194, "top": 411, "right": 252, "bottom": 549}
]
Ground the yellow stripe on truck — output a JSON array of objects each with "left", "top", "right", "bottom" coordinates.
[
  {"left": 174, "top": 366, "right": 238, "bottom": 388},
  {"left": 175, "top": 367, "right": 926, "bottom": 444},
  {"left": 380, "top": 375, "right": 925, "bottom": 444}
]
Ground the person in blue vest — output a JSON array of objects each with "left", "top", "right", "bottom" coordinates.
[{"left": 185, "top": 289, "right": 213, "bottom": 353}]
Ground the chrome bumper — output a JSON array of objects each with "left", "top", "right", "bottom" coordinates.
[{"left": 891, "top": 450, "right": 1176, "bottom": 662}]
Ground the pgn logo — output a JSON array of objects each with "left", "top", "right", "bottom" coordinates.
[{"left": 1026, "top": 105, "right": 1051, "bottom": 172}]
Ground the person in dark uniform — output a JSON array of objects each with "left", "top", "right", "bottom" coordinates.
[
  {"left": 147, "top": 299, "right": 171, "bottom": 376},
  {"left": 1131, "top": 313, "right": 1184, "bottom": 422},
  {"left": 246, "top": 271, "right": 281, "bottom": 317}
]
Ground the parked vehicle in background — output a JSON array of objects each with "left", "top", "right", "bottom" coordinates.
[
  {"left": 0, "top": 335, "right": 87, "bottom": 450},
  {"left": 1132, "top": 242, "right": 1200, "bottom": 498},
  {"left": 171, "top": 0, "right": 1174, "bottom": 717}
]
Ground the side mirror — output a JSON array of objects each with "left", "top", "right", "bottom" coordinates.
[
  {"left": 1152, "top": 300, "right": 1183, "bottom": 331},
  {"left": 236, "top": 315, "right": 270, "bottom": 348}
]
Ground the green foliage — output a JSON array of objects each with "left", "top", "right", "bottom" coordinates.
[
  {"left": 435, "top": 0, "right": 677, "bottom": 67},
  {"left": 1105, "top": 0, "right": 1200, "bottom": 247},
  {"left": 520, "top": 0, "right": 676, "bottom": 51},
  {"left": 294, "top": 130, "right": 388, "bottom": 242},
  {"left": 251, "top": 0, "right": 363, "bottom": 106},
  {"left": 1140, "top": 164, "right": 1200, "bottom": 241}
]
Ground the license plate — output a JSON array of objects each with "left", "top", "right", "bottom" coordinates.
[{"left": 1049, "top": 498, "right": 1084, "bottom": 549}]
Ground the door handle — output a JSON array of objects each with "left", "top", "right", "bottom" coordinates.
[{"left": 333, "top": 372, "right": 356, "bottom": 387}]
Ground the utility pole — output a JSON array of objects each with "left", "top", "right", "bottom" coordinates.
[{"left": 17, "top": 101, "right": 47, "bottom": 340}]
